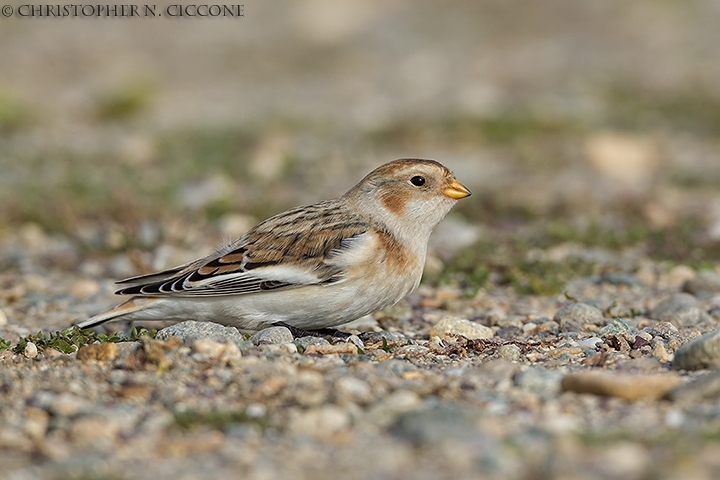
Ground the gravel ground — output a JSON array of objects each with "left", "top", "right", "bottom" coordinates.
[
  {"left": 3, "top": 227, "right": 720, "bottom": 480},
  {"left": 3, "top": 1, "right": 720, "bottom": 479}
]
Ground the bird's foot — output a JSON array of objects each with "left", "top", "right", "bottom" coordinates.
[{"left": 272, "top": 322, "right": 352, "bottom": 339}]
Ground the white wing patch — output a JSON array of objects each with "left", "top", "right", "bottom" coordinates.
[{"left": 327, "top": 232, "right": 376, "bottom": 268}]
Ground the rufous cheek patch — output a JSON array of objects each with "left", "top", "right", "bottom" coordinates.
[{"left": 380, "top": 191, "right": 409, "bottom": 216}]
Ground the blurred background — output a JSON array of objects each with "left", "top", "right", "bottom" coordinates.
[{"left": 2, "top": 0, "right": 720, "bottom": 303}]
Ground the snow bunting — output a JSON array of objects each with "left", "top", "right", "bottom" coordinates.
[{"left": 78, "top": 158, "right": 471, "bottom": 333}]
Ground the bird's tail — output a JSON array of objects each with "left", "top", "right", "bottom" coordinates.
[{"left": 77, "top": 297, "right": 155, "bottom": 330}]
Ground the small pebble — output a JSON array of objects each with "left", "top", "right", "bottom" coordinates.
[
  {"left": 389, "top": 405, "right": 481, "bottom": 446},
  {"left": 44, "top": 348, "right": 64, "bottom": 358},
  {"left": 358, "top": 330, "right": 409, "bottom": 347},
  {"left": 598, "top": 318, "right": 632, "bottom": 337},
  {"left": 496, "top": 344, "right": 521, "bottom": 361},
  {"left": 294, "top": 336, "right": 331, "bottom": 349},
  {"left": 22, "top": 407, "right": 49, "bottom": 440},
  {"left": 303, "top": 343, "right": 358, "bottom": 355},
  {"left": 650, "top": 322, "right": 684, "bottom": 351},
  {"left": 24, "top": 342, "right": 38, "bottom": 359},
  {"left": 651, "top": 341, "right": 670, "bottom": 363},
  {"left": 288, "top": 405, "right": 350, "bottom": 438},
  {"left": 429, "top": 316, "right": 493, "bottom": 340},
  {"left": 70, "top": 415, "right": 122, "bottom": 449},
  {"left": 191, "top": 338, "right": 242, "bottom": 364},
  {"left": 660, "top": 265, "right": 695, "bottom": 289},
  {"left": 48, "top": 393, "right": 91, "bottom": 417},
  {"left": 514, "top": 367, "right": 564, "bottom": 399},
  {"left": 76, "top": 343, "right": 120, "bottom": 362},
  {"left": 335, "top": 377, "right": 373, "bottom": 405},
  {"left": 367, "top": 390, "right": 422, "bottom": 427},
  {"left": 394, "top": 345, "right": 431, "bottom": 356},
  {"left": 259, "top": 342, "right": 298, "bottom": 355},
  {"left": 343, "top": 334, "right": 365, "bottom": 351},
  {"left": 522, "top": 322, "right": 537, "bottom": 334},
  {"left": 578, "top": 337, "right": 602, "bottom": 348}
]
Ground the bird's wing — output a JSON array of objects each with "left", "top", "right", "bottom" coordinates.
[{"left": 114, "top": 201, "right": 372, "bottom": 297}]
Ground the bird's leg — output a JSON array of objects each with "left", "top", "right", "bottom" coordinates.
[
  {"left": 308, "top": 327, "right": 352, "bottom": 339},
  {"left": 272, "top": 322, "right": 351, "bottom": 339}
]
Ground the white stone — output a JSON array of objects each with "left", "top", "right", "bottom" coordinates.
[
  {"left": 24, "top": 342, "right": 38, "bottom": 359},
  {"left": 429, "top": 316, "right": 493, "bottom": 340}
]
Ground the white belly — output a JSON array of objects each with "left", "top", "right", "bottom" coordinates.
[{"left": 129, "top": 269, "right": 420, "bottom": 332}]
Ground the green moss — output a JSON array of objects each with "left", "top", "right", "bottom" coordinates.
[
  {"left": 541, "top": 220, "right": 649, "bottom": 250},
  {"left": 95, "top": 80, "right": 157, "bottom": 121},
  {"left": 505, "top": 258, "right": 597, "bottom": 295},
  {"left": 0, "top": 126, "right": 263, "bottom": 235},
  {"left": 577, "top": 428, "right": 720, "bottom": 448},
  {"left": 605, "top": 85, "right": 720, "bottom": 135},
  {"left": 173, "top": 409, "right": 268, "bottom": 432},
  {"left": 671, "top": 172, "right": 720, "bottom": 190},
  {"left": 156, "top": 129, "right": 257, "bottom": 177},
  {"left": 442, "top": 210, "right": 720, "bottom": 298},
  {"left": 645, "top": 219, "right": 720, "bottom": 267},
  {"left": 13, "top": 326, "right": 155, "bottom": 355},
  {"left": 460, "top": 111, "right": 576, "bottom": 145},
  {"left": 204, "top": 197, "right": 236, "bottom": 221},
  {"left": 0, "top": 90, "right": 33, "bottom": 132},
  {"left": 454, "top": 192, "right": 540, "bottom": 225},
  {"left": 369, "top": 112, "right": 580, "bottom": 147}
]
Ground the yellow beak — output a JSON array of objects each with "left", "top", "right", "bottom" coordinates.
[{"left": 443, "top": 179, "right": 472, "bottom": 199}]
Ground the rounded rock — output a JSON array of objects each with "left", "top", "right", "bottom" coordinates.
[
  {"left": 683, "top": 270, "right": 720, "bottom": 297},
  {"left": 49, "top": 393, "right": 91, "bottom": 417},
  {"left": 561, "top": 371, "right": 682, "bottom": 400},
  {"left": 514, "top": 367, "right": 564, "bottom": 399},
  {"left": 652, "top": 293, "right": 712, "bottom": 328},
  {"left": 294, "top": 336, "right": 331, "bottom": 349},
  {"left": 192, "top": 338, "right": 242, "bottom": 363},
  {"left": 496, "top": 344, "right": 521, "bottom": 361},
  {"left": 76, "top": 343, "right": 120, "bottom": 361},
  {"left": 24, "top": 342, "right": 38, "bottom": 359},
  {"left": 578, "top": 337, "right": 602, "bottom": 348},
  {"left": 553, "top": 302, "right": 605, "bottom": 327},
  {"left": 250, "top": 326, "right": 294, "bottom": 346},
  {"left": 335, "top": 377, "right": 373, "bottom": 404},
  {"left": 156, "top": 320, "right": 246, "bottom": 346},
  {"left": 390, "top": 405, "right": 479, "bottom": 446},
  {"left": 673, "top": 330, "right": 720, "bottom": 370},
  {"left": 429, "top": 316, "right": 493, "bottom": 340},
  {"left": 598, "top": 318, "right": 632, "bottom": 337},
  {"left": 288, "top": 405, "right": 350, "bottom": 438},
  {"left": 668, "top": 370, "right": 720, "bottom": 402}
]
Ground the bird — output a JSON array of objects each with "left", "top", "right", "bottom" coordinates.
[{"left": 77, "top": 158, "right": 471, "bottom": 335}]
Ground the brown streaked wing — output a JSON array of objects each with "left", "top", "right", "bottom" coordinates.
[{"left": 115, "top": 202, "right": 372, "bottom": 297}]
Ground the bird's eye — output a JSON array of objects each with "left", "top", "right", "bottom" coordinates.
[{"left": 410, "top": 175, "right": 426, "bottom": 187}]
